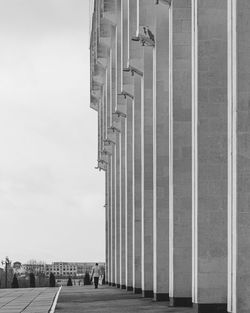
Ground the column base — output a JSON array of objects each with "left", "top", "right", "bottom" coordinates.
[
  {"left": 169, "top": 297, "right": 192, "bottom": 307},
  {"left": 142, "top": 290, "right": 154, "bottom": 298},
  {"left": 121, "top": 284, "right": 126, "bottom": 289},
  {"left": 193, "top": 303, "right": 227, "bottom": 313},
  {"left": 153, "top": 293, "right": 169, "bottom": 301},
  {"left": 112, "top": 283, "right": 116, "bottom": 287},
  {"left": 127, "top": 286, "right": 133, "bottom": 292},
  {"left": 116, "top": 284, "right": 121, "bottom": 288},
  {"left": 134, "top": 288, "right": 142, "bottom": 294}
]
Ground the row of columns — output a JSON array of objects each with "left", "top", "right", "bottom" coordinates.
[{"left": 90, "top": 0, "right": 250, "bottom": 312}]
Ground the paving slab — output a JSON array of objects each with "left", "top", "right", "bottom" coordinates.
[
  {"left": 0, "top": 287, "right": 59, "bottom": 313},
  {"left": 55, "top": 285, "right": 194, "bottom": 313}
]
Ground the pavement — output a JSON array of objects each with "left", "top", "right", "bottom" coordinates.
[
  {"left": 0, "top": 287, "right": 59, "bottom": 313},
  {"left": 55, "top": 285, "right": 194, "bottom": 313}
]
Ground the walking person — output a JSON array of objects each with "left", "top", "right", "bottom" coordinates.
[{"left": 91, "top": 263, "right": 100, "bottom": 289}]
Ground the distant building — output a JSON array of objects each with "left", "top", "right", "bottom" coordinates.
[
  {"left": 45, "top": 262, "right": 77, "bottom": 277},
  {"left": 45, "top": 262, "right": 105, "bottom": 277},
  {"left": 10, "top": 261, "right": 105, "bottom": 278},
  {"left": 22, "top": 263, "right": 46, "bottom": 275}
]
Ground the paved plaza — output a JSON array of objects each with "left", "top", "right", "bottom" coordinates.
[
  {"left": 0, "top": 287, "right": 59, "bottom": 313},
  {"left": 55, "top": 285, "right": 194, "bottom": 313}
]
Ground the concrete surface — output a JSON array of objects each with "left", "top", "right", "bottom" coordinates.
[
  {"left": 55, "top": 285, "right": 194, "bottom": 313},
  {"left": 0, "top": 287, "right": 59, "bottom": 313}
]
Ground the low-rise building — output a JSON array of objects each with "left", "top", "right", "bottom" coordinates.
[
  {"left": 22, "top": 263, "right": 46, "bottom": 275},
  {"left": 45, "top": 262, "right": 77, "bottom": 277}
]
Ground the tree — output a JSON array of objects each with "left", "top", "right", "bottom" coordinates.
[
  {"left": 37, "top": 272, "right": 48, "bottom": 288},
  {"left": 11, "top": 274, "right": 19, "bottom": 288},
  {"left": 84, "top": 271, "right": 91, "bottom": 285},
  {"left": 67, "top": 277, "right": 73, "bottom": 286},
  {"left": 29, "top": 273, "right": 36, "bottom": 288},
  {"left": 49, "top": 273, "right": 56, "bottom": 287}
]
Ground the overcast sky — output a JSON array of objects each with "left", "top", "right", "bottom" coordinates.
[{"left": 0, "top": 0, "right": 105, "bottom": 264}]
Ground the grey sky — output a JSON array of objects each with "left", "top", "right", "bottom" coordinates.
[{"left": 0, "top": 0, "right": 105, "bottom": 263}]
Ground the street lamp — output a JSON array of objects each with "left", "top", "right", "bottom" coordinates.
[{"left": 1, "top": 257, "right": 11, "bottom": 288}]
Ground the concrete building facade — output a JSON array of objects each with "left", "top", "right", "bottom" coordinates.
[{"left": 90, "top": 1, "right": 250, "bottom": 312}]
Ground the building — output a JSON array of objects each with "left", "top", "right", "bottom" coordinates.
[
  {"left": 45, "top": 262, "right": 77, "bottom": 277},
  {"left": 73, "top": 262, "right": 105, "bottom": 275},
  {"left": 90, "top": 1, "right": 249, "bottom": 313},
  {"left": 44, "top": 262, "right": 105, "bottom": 277},
  {"left": 22, "top": 263, "right": 46, "bottom": 275}
]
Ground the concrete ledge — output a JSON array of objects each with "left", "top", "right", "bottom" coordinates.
[
  {"left": 116, "top": 284, "right": 121, "bottom": 288},
  {"left": 127, "top": 286, "right": 133, "bottom": 292},
  {"left": 49, "top": 286, "right": 62, "bottom": 313},
  {"left": 134, "top": 288, "right": 142, "bottom": 294},
  {"left": 121, "top": 285, "right": 126, "bottom": 289},
  {"left": 153, "top": 293, "right": 169, "bottom": 302},
  {"left": 142, "top": 290, "right": 153, "bottom": 298},
  {"left": 169, "top": 297, "right": 192, "bottom": 307},
  {"left": 193, "top": 303, "right": 227, "bottom": 313}
]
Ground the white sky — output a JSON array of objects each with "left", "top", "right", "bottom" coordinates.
[{"left": 0, "top": 0, "right": 105, "bottom": 264}]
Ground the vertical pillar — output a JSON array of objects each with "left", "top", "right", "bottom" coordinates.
[
  {"left": 115, "top": 1, "right": 122, "bottom": 288},
  {"left": 105, "top": 169, "right": 109, "bottom": 284},
  {"left": 111, "top": 144, "right": 116, "bottom": 286},
  {"left": 169, "top": 0, "right": 192, "bottom": 307},
  {"left": 126, "top": 98, "right": 134, "bottom": 291},
  {"left": 141, "top": 47, "right": 154, "bottom": 298},
  {"left": 108, "top": 157, "right": 112, "bottom": 285},
  {"left": 127, "top": 0, "right": 143, "bottom": 293},
  {"left": 120, "top": 117, "right": 127, "bottom": 289},
  {"left": 152, "top": 2, "right": 170, "bottom": 302},
  {"left": 115, "top": 131, "right": 121, "bottom": 287},
  {"left": 111, "top": 17, "right": 118, "bottom": 287},
  {"left": 105, "top": 52, "right": 112, "bottom": 285},
  {"left": 120, "top": 0, "right": 129, "bottom": 290},
  {"left": 192, "top": 0, "right": 227, "bottom": 312},
  {"left": 228, "top": 1, "right": 250, "bottom": 312},
  {"left": 135, "top": 0, "right": 155, "bottom": 299},
  {"left": 133, "top": 73, "right": 142, "bottom": 294},
  {"left": 107, "top": 57, "right": 113, "bottom": 286}
]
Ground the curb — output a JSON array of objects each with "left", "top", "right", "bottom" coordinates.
[{"left": 49, "top": 286, "right": 62, "bottom": 313}]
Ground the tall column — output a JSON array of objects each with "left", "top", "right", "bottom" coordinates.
[
  {"left": 115, "top": 1, "right": 122, "bottom": 288},
  {"left": 133, "top": 73, "right": 142, "bottom": 294},
  {"left": 115, "top": 131, "right": 121, "bottom": 287},
  {"left": 127, "top": 0, "right": 143, "bottom": 294},
  {"left": 120, "top": 116, "right": 126, "bottom": 289},
  {"left": 108, "top": 157, "right": 112, "bottom": 285},
  {"left": 111, "top": 145, "right": 116, "bottom": 286},
  {"left": 152, "top": 2, "right": 170, "bottom": 302},
  {"left": 141, "top": 47, "right": 154, "bottom": 298},
  {"left": 106, "top": 55, "right": 113, "bottom": 286},
  {"left": 126, "top": 98, "right": 134, "bottom": 291},
  {"left": 105, "top": 169, "right": 109, "bottom": 284},
  {"left": 169, "top": 0, "right": 192, "bottom": 307},
  {"left": 137, "top": 0, "right": 155, "bottom": 298},
  {"left": 120, "top": 0, "right": 129, "bottom": 290},
  {"left": 228, "top": 1, "right": 250, "bottom": 312},
  {"left": 192, "top": 0, "right": 227, "bottom": 312}
]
